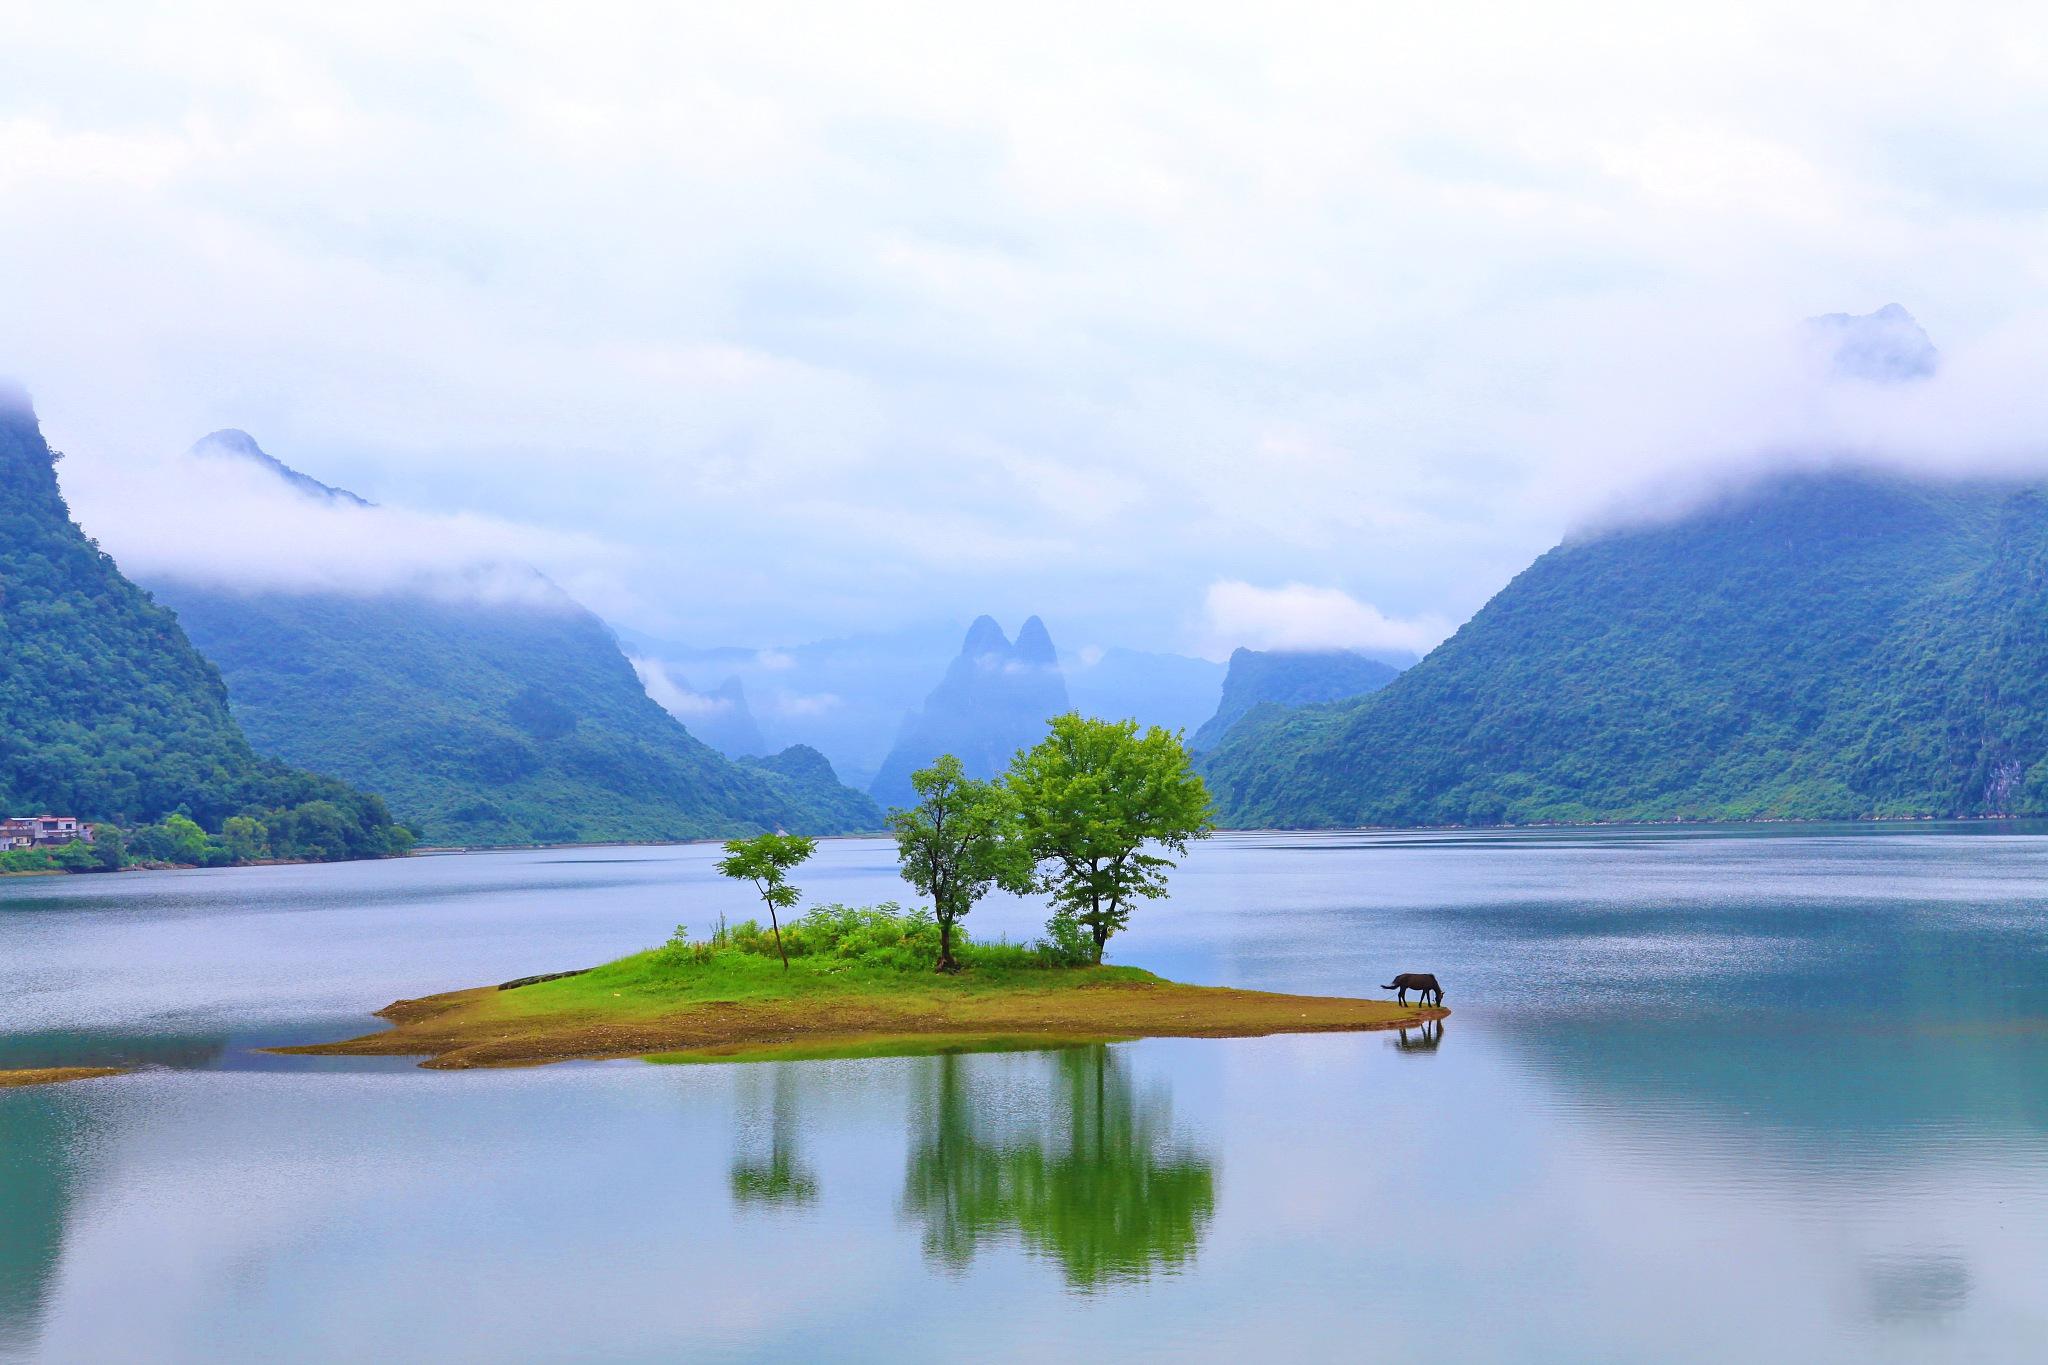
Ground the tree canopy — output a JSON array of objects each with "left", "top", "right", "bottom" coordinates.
[
  {"left": 715, "top": 831, "right": 818, "bottom": 969},
  {"left": 888, "top": 753, "right": 1020, "bottom": 971},
  {"left": 1005, "top": 714, "right": 1213, "bottom": 963}
]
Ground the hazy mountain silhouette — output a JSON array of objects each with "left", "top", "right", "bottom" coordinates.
[{"left": 867, "top": 615, "right": 1071, "bottom": 811}]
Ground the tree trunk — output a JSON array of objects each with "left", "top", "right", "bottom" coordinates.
[
  {"left": 936, "top": 917, "right": 959, "bottom": 973},
  {"left": 768, "top": 907, "right": 789, "bottom": 970}
]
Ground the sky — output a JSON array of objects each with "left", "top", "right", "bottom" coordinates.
[{"left": 8, "top": 3, "right": 2048, "bottom": 658}]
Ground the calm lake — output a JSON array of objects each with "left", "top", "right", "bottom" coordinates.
[{"left": 4, "top": 827, "right": 2047, "bottom": 1362}]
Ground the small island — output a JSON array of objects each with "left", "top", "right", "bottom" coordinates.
[
  {"left": 280, "top": 927, "right": 1446, "bottom": 1070},
  {"left": 0, "top": 1066, "right": 132, "bottom": 1089},
  {"left": 290, "top": 722, "right": 1447, "bottom": 1071}
]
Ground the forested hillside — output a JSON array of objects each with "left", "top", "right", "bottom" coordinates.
[
  {"left": 1190, "top": 648, "right": 1399, "bottom": 750},
  {"left": 0, "top": 386, "right": 408, "bottom": 860},
  {"left": 155, "top": 583, "right": 883, "bottom": 845},
  {"left": 1205, "top": 471, "right": 2048, "bottom": 828},
  {"left": 142, "top": 428, "right": 879, "bottom": 844}
]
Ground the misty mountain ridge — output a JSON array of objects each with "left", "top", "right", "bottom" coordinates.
[
  {"left": 1204, "top": 465, "right": 2048, "bottom": 828},
  {"left": 145, "top": 430, "right": 880, "bottom": 843},
  {"left": 0, "top": 384, "right": 406, "bottom": 853},
  {"left": 867, "top": 614, "right": 1072, "bottom": 811},
  {"left": 628, "top": 621, "right": 1233, "bottom": 786},
  {"left": 1191, "top": 648, "right": 1403, "bottom": 751},
  {"left": 1063, "top": 646, "right": 1226, "bottom": 739},
  {"left": 188, "top": 428, "right": 373, "bottom": 506},
  {"left": 632, "top": 663, "right": 769, "bottom": 758},
  {"left": 1805, "top": 302, "right": 1938, "bottom": 384}
]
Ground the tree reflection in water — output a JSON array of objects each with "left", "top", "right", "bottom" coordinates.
[
  {"left": 728, "top": 1065, "right": 819, "bottom": 1207},
  {"left": 900, "top": 1045, "right": 1216, "bottom": 1291}
]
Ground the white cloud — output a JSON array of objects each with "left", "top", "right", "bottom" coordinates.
[
  {"left": 60, "top": 436, "right": 633, "bottom": 610},
  {"left": 7, "top": 5, "right": 2048, "bottom": 650},
  {"left": 766, "top": 691, "right": 841, "bottom": 717},
  {"left": 630, "top": 658, "right": 732, "bottom": 718},
  {"left": 1201, "top": 581, "right": 1452, "bottom": 658}
]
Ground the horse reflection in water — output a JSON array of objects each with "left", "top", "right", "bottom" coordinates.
[
  {"left": 1390, "top": 1018, "right": 1444, "bottom": 1054},
  {"left": 901, "top": 1046, "right": 1217, "bottom": 1292}
]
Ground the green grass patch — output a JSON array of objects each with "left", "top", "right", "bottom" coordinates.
[{"left": 497, "top": 902, "right": 1144, "bottom": 1021}]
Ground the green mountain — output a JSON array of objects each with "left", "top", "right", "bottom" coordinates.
[
  {"left": 0, "top": 387, "right": 406, "bottom": 856},
  {"left": 869, "top": 616, "right": 1070, "bottom": 812},
  {"left": 145, "top": 434, "right": 880, "bottom": 845},
  {"left": 1189, "top": 648, "right": 1400, "bottom": 750},
  {"left": 1205, "top": 470, "right": 2048, "bottom": 828}
]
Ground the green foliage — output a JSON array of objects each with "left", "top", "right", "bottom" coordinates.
[
  {"left": 149, "top": 582, "right": 883, "bottom": 846},
  {"left": 128, "top": 813, "right": 216, "bottom": 866},
  {"left": 1004, "top": 713, "right": 1214, "bottom": 963},
  {"left": 76, "top": 826, "right": 124, "bottom": 870},
  {"left": 1191, "top": 647, "right": 1399, "bottom": 750},
  {"left": 46, "top": 838, "right": 98, "bottom": 871},
  {"left": 1203, "top": 473, "right": 2048, "bottom": 828},
  {"left": 889, "top": 753, "right": 1022, "bottom": 971},
  {"left": 220, "top": 815, "right": 268, "bottom": 863},
  {"left": 716, "top": 831, "right": 817, "bottom": 969},
  {"left": 656, "top": 902, "right": 1086, "bottom": 974},
  {"left": 0, "top": 847, "right": 58, "bottom": 874},
  {"left": 0, "top": 394, "right": 412, "bottom": 863},
  {"left": 1039, "top": 909, "right": 1098, "bottom": 967}
]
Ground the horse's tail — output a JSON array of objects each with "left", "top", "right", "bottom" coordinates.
[{"left": 1380, "top": 982, "right": 1398, "bottom": 990}]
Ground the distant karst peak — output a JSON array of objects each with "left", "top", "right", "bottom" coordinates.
[
  {"left": 1804, "top": 302, "right": 1939, "bottom": 384},
  {"left": 186, "top": 428, "right": 373, "bottom": 507}
]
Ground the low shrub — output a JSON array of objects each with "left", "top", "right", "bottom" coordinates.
[{"left": 657, "top": 902, "right": 1101, "bottom": 974}]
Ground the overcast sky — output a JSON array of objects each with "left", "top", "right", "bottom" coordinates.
[{"left": 8, "top": 3, "right": 2048, "bottom": 658}]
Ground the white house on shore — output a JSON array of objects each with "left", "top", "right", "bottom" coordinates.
[{"left": 0, "top": 816, "right": 94, "bottom": 851}]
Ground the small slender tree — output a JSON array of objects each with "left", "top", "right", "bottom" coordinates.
[
  {"left": 715, "top": 831, "right": 817, "bottom": 970},
  {"left": 890, "top": 753, "right": 1019, "bottom": 972},
  {"left": 1005, "top": 714, "right": 1214, "bottom": 964}
]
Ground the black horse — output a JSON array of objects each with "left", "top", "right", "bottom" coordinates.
[{"left": 1382, "top": 972, "right": 1444, "bottom": 1008}]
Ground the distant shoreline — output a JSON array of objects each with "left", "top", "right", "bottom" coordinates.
[
  {"left": 18, "top": 814, "right": 2034, "bottom": 881},
  {"left": 420, "top": 813, "right": 2048, "bottom": 856}
]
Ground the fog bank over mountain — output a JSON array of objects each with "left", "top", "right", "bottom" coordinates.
[{"left": 17, "top": 7, "right": 2048, "bottom": 659}]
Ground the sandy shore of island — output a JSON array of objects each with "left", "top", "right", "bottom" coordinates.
[
  {"left": 278, "top": 975, "right": 1448, "bottom": 1070},
  {"left": 0, "top": 1066, "right": 133, "bottom": 1089}
]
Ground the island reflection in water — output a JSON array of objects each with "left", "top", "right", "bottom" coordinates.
[
  {"left": 728, "top": 1045, "right": 1218, "bottom": 1291},
  {"left": 7, "top": 832, "right": 2048, "bottom": 1360}
]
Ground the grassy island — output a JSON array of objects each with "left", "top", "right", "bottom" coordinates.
[{"left": 281, "top": 905, "right": 1445, "bottom": 1070}]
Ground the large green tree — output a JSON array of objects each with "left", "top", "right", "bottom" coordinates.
[
  {"left": 888, "top": 753, "right": 1019, "bottom": 972},
  {"left": 1004, "top": 714, "right": 1213, "bottom": 964},
  {"left": 715, "top": 831, "right": 817, "bottom": 970}
]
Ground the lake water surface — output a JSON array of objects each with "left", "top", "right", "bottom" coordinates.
[{"left": 4, "top": 828, "right": 2047, "bottom": 1362}]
